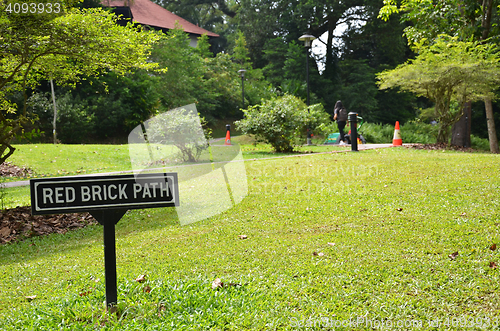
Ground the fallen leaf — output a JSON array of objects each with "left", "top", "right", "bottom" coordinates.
[
  {"left": 143, "top": 286, "right": 151, "bottom": 293},
  {"left": 25, "top": 295, "right": 37, "bottom": 301},
  {"left": 226, "top": 282, "right": 242, "bottom": 287},
  {"left": 490, "top": 244, "right": 497, "bottom": 251},
  {"left": 312, "top": 251, "right": 318, "bottom": 256},
  {"left": 238, "top": 235, "right": 248, "bottom": 239},
  {"left": 318, "top": 252, "right": 325, "bottom": 257},
  {"left": 396, "top": 208, "right": 403, "bottom": 211},
  {"left": 489, "top": 262, "right": 497, "bottom": 269},
  {"left": 449, "top": 252, "right": 459, "bottom": 260},
  {"left": 327, "top": 242, "right": 335, "bottom": 246},
  {"left": 0, "top": 227, "right": 11, "bottom": 237},
  {"left": 212, "top": 278, "right": 223, "bottom": 289},
  {"left": 136, "top": 274, "right": 146, "bottom": 283}
]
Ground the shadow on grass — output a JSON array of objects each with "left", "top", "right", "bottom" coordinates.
[{"left": 0, "top": 206, "right": 182, "bottom": 266}]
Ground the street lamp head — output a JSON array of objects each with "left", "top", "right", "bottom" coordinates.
[
  {"left": 298, "top": 34, "right": 316, "bottom": 47},
  {"left": 238, "top": 69, "right": 247, "bottom": 78}
]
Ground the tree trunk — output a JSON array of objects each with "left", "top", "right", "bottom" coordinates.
[
  {"left": 485, "top": 98, "right": 499, "bottom": 153},
  {"left": 451, "top": 102, "right": 471, "bottom": 147},
  {"left": 452, "top": 0, "right": 497, "bottom": 149},
  {"left": 323, "top": 15, "right": 337, "bottom": 80}
]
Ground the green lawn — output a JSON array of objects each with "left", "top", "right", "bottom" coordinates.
[{"left": 0, "top": 142, "right": 499, "bottom": 330}]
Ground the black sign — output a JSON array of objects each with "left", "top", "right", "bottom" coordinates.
[{"left": 31, "top": 173, "right": 179, "bottom": 215}]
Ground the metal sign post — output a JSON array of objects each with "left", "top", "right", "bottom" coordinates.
[{"left": 30, "top": 173, "right": 179, "bottom": 309}]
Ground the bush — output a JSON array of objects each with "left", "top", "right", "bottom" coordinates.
[
  {"left": 235, "top": 95, "right": 331, "bottom": 152},
  {"left": 144, "top": 105, "right": 212, "bottom": 163},
  {"left": 471, "top": 135, "right": 490, "bottom": 150},
  {"left": 361, "top": 123, "right": 394, "bottom": 143},
  {"left": 400, "top": 121, "right": 439, "bottom": 144},
  {"left": 361, "top": 121, "right": 439, "bottom": 144}
]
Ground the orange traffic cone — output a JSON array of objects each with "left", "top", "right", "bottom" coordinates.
[
  {"left": 224, "top": 128, "right": 231, "bottom": 145},
  {"left": 393, "top": 121, "right": 402, "bottom": 146}
]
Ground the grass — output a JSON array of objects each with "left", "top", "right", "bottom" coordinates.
[{"left": 0, "top": 140, "right": 499, "bottom": 330}]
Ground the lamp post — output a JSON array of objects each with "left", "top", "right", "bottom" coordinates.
[
  {"left": 238, "top": 69, "right": 247, "bottom": 109},
  {"left": 298, "top": 34, "right": 316, "bottom": 145}
]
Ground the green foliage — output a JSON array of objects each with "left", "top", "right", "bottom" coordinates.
[
  {"left": 146, "top": 108, "right": 212, "bottom": 163},
  {"left": 360, "top": 122, "right": 395, "bottom": 143},
  {"left": 0, "top": 3, "right": 161, "bottom": 163},
  {"left": 232, "top": 31, "right": 251, "bottom": 66},
  {"left": 32, "top": 91, "right": 95, "bottom": 144},
  {"left": 235, "top": 95, "right": 330, "bottom": 152},
  {"left": 361, "top": 121, "right": 439, "bottom": 144},
  {"left": 400, "top": 121, "right": 439, "bottom": 144},
  {"left": 29, "top": 70, "right": 161, "bottom": 143},
  {"left": 471, "top": 135, "right": 491, "bottom": 150},
  {"left": 151, "top": 27, "right": 271, "bottom": 121},
  {"left": 194, "top": 34, "right": 213, "bottom": 58},
  {"left": 377, "top": 36, "right": 500, "bottom": 143},
  {"left": 378, "top": 0, "right": 496, "bottom": 48},
  {"left": 338, "top": 59, "right": 378, "bottom": 116},
  {"left": 74, "top": 71, "right": 161, "bottom": 141}
]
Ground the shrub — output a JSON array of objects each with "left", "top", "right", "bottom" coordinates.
[
  {"left": 471, "top": 135, "right": 490, "bottom": 151},
  {"left": 144, "top": 105, "right": 212, "bottom": 163},
  {"left": 400, "top": 121, "right": 439, "bottom": 144},
  {"left": 360, "top": 123, "right": 394, "bottom": 143},
  {"left": 361, "top": 121, "right": 439, "bottom": 144},
  {"left": 235, "top": 95, "right": 331, "bottom": 152}
]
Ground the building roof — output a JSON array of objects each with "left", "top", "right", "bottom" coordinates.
[{"left": 102, "top": 0, "right": 219, "bottom": 37}]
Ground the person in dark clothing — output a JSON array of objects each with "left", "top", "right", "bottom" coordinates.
[{"left": 333, "top": 100, "right": 348, "bottom": 144}]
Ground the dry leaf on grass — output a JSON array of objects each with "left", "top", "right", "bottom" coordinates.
[
  {"left": 489, "top": 262, "right": 497, "bottom": 269},
  {"left": 448, "top": 252, "right": 459, "bottom": 260},
  {"left": 136, "top": 275, "right": 146, "bottom": 283},
  {"left": 212, "top": 278, "right": 223, "bottom": 289},
  {"left": 238, "top": 235, "right": 248, "bottom": 239},
  {"left": 25, "top": 295, "right": 37, "bottom": 301},
  {"left": 490, "top": 244, "right": 497, "bottom": 251}
]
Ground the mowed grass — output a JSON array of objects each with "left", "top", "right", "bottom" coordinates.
[{"left": 0, "top": 142, "right": 499, "bottom": 330}]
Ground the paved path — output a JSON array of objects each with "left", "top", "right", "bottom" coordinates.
[{"left": 2, "top": 143, "right": 399, "bottom": 188}]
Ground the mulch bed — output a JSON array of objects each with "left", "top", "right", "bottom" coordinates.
[
  {"left": 0, "top": 162, "right": 96, "bottom": 245},
  {"left": 0, "top": 161, "right": 32, "bottom": 178},
  {"left": 0, "top": 206, "right": 96, "bottom": 244}
]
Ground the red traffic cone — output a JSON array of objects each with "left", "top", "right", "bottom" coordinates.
[
  {"left": 224, "top": 127, "right": 231, "bottom": 145},
  {"left": 393, "top": 121, "right": 402, "bottom": 146}
]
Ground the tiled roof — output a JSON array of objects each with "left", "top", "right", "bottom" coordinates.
[{"left": 102, "top": 0, "right": 219, "bottom": 37}]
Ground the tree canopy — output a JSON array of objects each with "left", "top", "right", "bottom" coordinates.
[
  {"left": 377, "top": 37, "right": 500, "bottom": 143},
  {"left": 0, "top": 2, "right": 161, "bottom": 163}
]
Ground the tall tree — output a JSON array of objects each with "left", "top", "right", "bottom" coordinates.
[
  {"left": 378, "top": 37, "right": 500, "bottom": 143},
  {"left": 0, "top": 2, "right": 160, "bottom": 164},
  {"left": 379, "top": 0, "right": 500, "bottom": 152}
]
